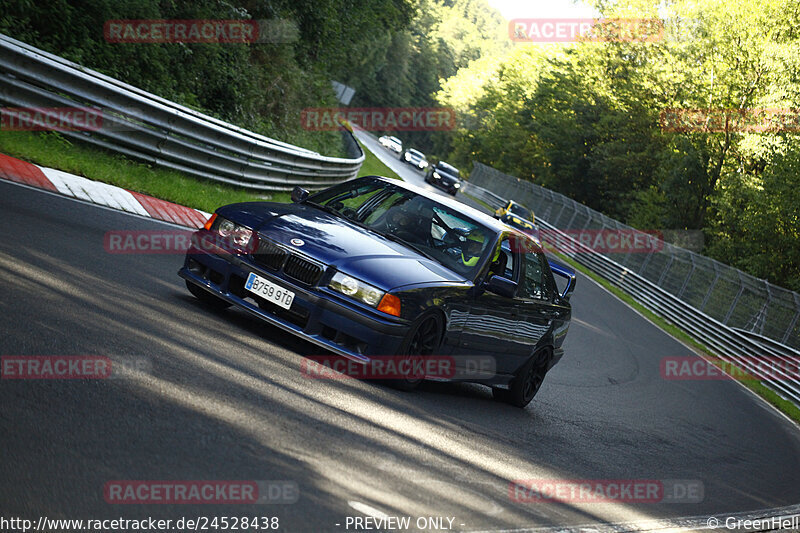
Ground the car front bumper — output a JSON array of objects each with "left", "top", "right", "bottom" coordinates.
[
  {"left": 432, "top": 181, "right": 459, "bottom": 194},
  {"left": 179, "top": 245, "right": 409, "bottom": 364}
]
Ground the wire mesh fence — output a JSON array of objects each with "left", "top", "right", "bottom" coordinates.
[{"left": 467, "top": 162, "right": 800, "bottom": 352}]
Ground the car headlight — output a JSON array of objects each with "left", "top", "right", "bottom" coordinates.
[
  {"left": 206, "top": 215, "right": 255, "bottom": 251},
  {"left": 453, "top": 182, "right": 461, "bottom": 188},
  {"left": 433, "top": 171, "right": 441, "bottom": 179},
  {"left": 329, "top": 271, "right": 384, "bottom": 307},
  {"left": 420, "top": 161, "right": 428, "bottom": 168},
  {"left": 404, "top": 153, "right": 411, "bottom": 161}
]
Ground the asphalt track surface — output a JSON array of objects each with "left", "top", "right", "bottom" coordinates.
[{"left": 2, "top": 175, "right": 800, "bottom": 532}]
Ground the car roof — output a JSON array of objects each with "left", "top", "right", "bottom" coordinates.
[
  {"left": 367, "top": 175, "right": 510, "bottom": 233},
  {"left": 389, "top": 136, "right": 402, "bottom": 143}
]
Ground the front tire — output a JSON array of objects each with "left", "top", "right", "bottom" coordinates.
[
  {"left": 390, "top": 313, "right": 443, "bottom": 391},
  {"left": 185, "top": 280, "right": 231, "bottom": 310},
  {"left": 503, "top": 348, "right": 552, "bottom": 408}
]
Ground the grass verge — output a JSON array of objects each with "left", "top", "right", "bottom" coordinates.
[
  {"left": 546, "top": 247, "right": 800, "bottom": 426},
  {"left": 356, "top": 139, "right": 402, "bottom": 181},
  {"left": 462, "top": 190, "right": 494, "bottom": 213},
  {"left": 0, "top": 131, "right": 287, "bottom": 212},
  {"left": 461, "top": 190, "right": 800, "bottom": 425},
  {"left": 0, "top": 132, "right": 395, "bottom": 214}
]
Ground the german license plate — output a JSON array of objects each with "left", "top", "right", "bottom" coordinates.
[{"left": 245, "top": 272, "right": 294, "bottom": 310}]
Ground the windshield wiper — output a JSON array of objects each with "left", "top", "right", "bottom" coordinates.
[
  {"left": 377, "top": 231, "right": 438, "bottom": 261},
  {"left": 307, "top": 201, "right": 344, "bottom": 218},
  {"left": 308, "top": 201, "right": 437, "bottom": 261}
]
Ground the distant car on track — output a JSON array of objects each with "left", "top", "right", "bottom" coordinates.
[
  {"left": 180, "top": 176, "right": 576, "bottom": 407},
  {"left": 400, "top": 148, "right": 429, "bottom": 171},
  {"left": 494, "top": 201, "right": 541, "bottom": 245},
  {"left": 378, "top": 135, "right": 403, "bottom": 154},
  {"left": 496, "top": 200, "right": 535, "bottom": 224},
  {"left": 425, "top": 161, "right": 462, "bottom": 195}
]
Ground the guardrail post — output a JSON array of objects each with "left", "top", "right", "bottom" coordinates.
[
  {"left": 467, "top": 159, "right": 800, "bottom": 391},
  {"left": 784, "top": 310, "right": 800, "bottom": 345},
  {"left": 782, "top": 292, "right": 800, "bottom": 345},
  {"left": 700, "top": 267, "right": 720, "bottom": 312},
  {"left": 656, "top": 254, "right": 675, "bottom": 287},
  {"left": 723, "top": 279, "right": 746, "bottom": 326},
  {"left": 677, "top": 257, "right": 696, "bottom": 299},
  {"left": 638, "top": 249, "right": 656, "bottom": 275},
  {"left": 565, "top": 207, "right": 579, "bottom": 229}
]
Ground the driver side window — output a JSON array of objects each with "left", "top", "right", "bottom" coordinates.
[
  {"left": 520, "top": 247, "right": 550, "bottom": 300},
  {"left": 489, "top": 237, "right": 518, "bottom": 282}
]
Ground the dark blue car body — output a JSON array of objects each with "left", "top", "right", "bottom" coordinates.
[{"left": 179, "top": 176, "right": 575, "bottom": 406}]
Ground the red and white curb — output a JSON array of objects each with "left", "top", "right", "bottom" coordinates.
[{"left": 0, "top": 152, "right": 211, "bottom": 228}]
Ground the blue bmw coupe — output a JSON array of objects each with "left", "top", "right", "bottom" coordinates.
[{"left": 179, "top": 176, "right": 575, "bottom": 407}]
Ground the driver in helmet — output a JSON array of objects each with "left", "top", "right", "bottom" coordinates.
[{"left": 460, "top": 230, "right": 486, "bottom": 267}]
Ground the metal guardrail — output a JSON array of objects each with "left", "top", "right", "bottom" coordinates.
[
  {"left": 464, "top": 163, "right": 800, "bottom": 351},
  {"left": 462, "top": 178, "right": 800, "bottom": 406},
  {"left": 0, "top": 34, "right": 364, "bottom": 192}
]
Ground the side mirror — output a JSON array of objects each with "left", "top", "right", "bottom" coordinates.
[
  {"left": 291, "top": 186, "right": 309, "bottom": 203},
  {"left": 485, "top": 275, "right": 517, "bottom": 299}
]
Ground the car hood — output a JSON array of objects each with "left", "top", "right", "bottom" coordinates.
[{"left": 217, "top": 203, "right": 467, "bottom": 290}]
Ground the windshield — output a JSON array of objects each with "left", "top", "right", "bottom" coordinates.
[
  {"left": 508, "top": 202, "right": 532, "bottom": 219},
  {"left": 438, "top": 162, "right": 460, "bottom": 176},
  {"left": 309, "top": 179, "right": 493, "bottom": 277}
]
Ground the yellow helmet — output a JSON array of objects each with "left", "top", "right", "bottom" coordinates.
[{"left": 461, "top": 230, "right": 485, "bottom": 267}]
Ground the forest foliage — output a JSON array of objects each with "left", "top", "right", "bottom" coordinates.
[{"left": 1, "top": 0, "right": 798, "bottom": 290}]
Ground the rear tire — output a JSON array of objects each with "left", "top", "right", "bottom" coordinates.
[
  {"left": 390, "top": 313, "right": 443, "bottom": 391},
  {"left": 186, "top": 280, "right": 231, "bottom": 310},
  {"left": 504, "top": 349, "right": 552, "bottom": 408},
  {"left": 491, "top": 387, "right": 511, "bottom": 402}
]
